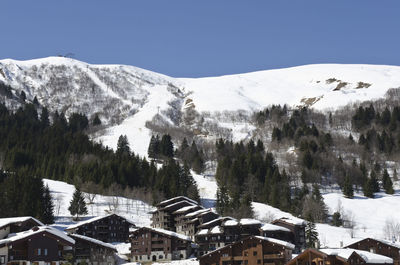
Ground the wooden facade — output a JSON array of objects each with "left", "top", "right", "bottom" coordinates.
[
  {"left": 199, "top": 236, "right": 294, "bottom": 265},
  {"left": 196, "top": 219, "right": 263, "bottom": 256},
  {"left": 66, "top": 214, "right": 135, "bottom": 243},
  {"left": 345, "top": 238, "right": 400, "bottom": 265},
  {"left": 70, "top": 234, "right": 117, "bottom": 265},
  {"left": 271, "top": 218, "right": 306, "bottom": 253},
  {"left": 130, "top": 227, "right": 194, "bottom": 262},
  {"left": 0, "top": 226, "right": 74, "bottom": 265},
  {"left": 287, "top": 248, "right": 394, "bottom": 265}
]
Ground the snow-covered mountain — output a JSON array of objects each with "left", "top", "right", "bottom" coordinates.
[{"left": 1, "top": 57, "right": 400, "bottom": 156}]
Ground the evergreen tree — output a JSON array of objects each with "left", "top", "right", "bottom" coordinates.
[
  {"left": 42, "top": 184, "right": 55, "bottom": 224},
  {"left": 363, "top": 177, "right": 374, "bottom": 198},
  {"left": 116, "top": 135, "right": 130, "bottom": 157},
  {"left": 68, "top": 188, "right": 88, "bottom": 220},
  {"left": 160, "top": 134, "right": 174, "bottom": 158},
  {"left": 305, "top": 218, "right": 319, "bottom": 248},
  {"left": 332, "top": 211, "right": 343, "bottom": 227},
  {"left": 370, "top": 170, "right": 380, "bottom": 193},
  {"left": 382, "top": 169, "right": 394, "bottom": 194},
  {"left": 216, "top": 185, "right": 230, "bottom": 216},
  {"left": 342, "top": 175, "right": 354, "bottom": 198},
  {"left": 93, "top": 114, "right": 101, "bottom": 126}
]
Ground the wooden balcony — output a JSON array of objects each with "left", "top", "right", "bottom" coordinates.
[{"left": 263, "top": 253, "right": 283, "bottom": 259}]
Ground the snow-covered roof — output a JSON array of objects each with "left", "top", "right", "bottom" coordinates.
[
  {"left": 222, "top": 218, "right": 260, "bottom": 227},
  {"left": 0, "top": 216, "right": 44, "bottom": 229},
  {"left": 273, "top": 217, "right": 306, "bottom": 226},
  {"left": 66, "top": 214, "right": 135, "bottom": 230},
  {"left": 200, "top": 217, "right": 234, "bottom": 227},
  {"left": 134, "top": 227, "right": 191, "bottom": 241},
  {"left": 0, "top": 226, "right": 74, "bottom": 246},
  {"left": 158, "top": 196, "right": 198, "bottom": 206},
  {"left": 197, "top": 229, "right": 208, "bottom": 235},
  {"left": 347, "top": 237, "right": 400, "bottom": 249},
  {"left": 223, "top": 220, "right": 238, "bottom": 226},
  {"left": 185, "top": 208, "right": 210, "bottom": 218},
  {"left": 320, "top": 248, "right": 393, "bottom": 264},
  {"left": 260, "top": 223, "right": 291, "bottom": 232},
  {"left": 70, "top": 234, "right": 116, "bottom": 250},
  {"left": 254, "top": 236, "right": 295, "bottom": 250},
  {"left": 210, "top": 226, "right": 222, "bottom": 234},
  {"left": 173, "top": 205, "right": 201, "bottom": 214},
  {"left": 162, "top": 201, "right": 196, "bottom": 210}
]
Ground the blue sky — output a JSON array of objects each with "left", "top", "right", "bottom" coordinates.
[{"left": 1, "top": 1, "right": 399, "bottom": 77}]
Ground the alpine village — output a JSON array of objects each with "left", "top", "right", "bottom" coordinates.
[{"left": 2, "top": 2, "right": 400, "bottom": 265}]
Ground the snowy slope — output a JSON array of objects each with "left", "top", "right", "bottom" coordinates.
[
  {"left": 2, "top": 57, "right": 400, "bottom": 157},
  {"left": 44, "top": 179, "right": 155, "bottom": 229}
]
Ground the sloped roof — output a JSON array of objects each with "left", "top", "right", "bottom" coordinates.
[
  {"left": 66, "top": 214, "right": 135, "bottom": 230},
  {"left": 260, "top": 223, "right": 291, "bottom": 232},
  {"left": 131, "top": 227, "right": 191, "bottom": 241},
  {"left": 346, "top": 237, "right": 400, "bottom": 249},
  {"left": 0, "top": 216, "right": 44, "bottom": 229},
  {"left": 0, "top": 226, "right": 74, "bottom": 246},
  {"left": 320, "top": 248, "right": 393, "bottom": 264},
  {"left": 254, "top": 236, "right": 295, "bottom": 250},
  {"left": 158, "top": 196, "right": 198, "bottom": 207},
  {"left": 70, "top": 234, "right": 117, "bottom": 250},
  {"left": 273, "top": 217, "right": 306, "bottom": 226}
]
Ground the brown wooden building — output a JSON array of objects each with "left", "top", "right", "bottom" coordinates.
[
  {"left": 287, "top": 248, "right": 394, "bottom": 265},
  {"left": 151, "top": 196, "right": 200, "bottom": 231},
  {"left": 345, "top": 238, "right": 400, "bottom": 265},
  {"left": 0, "top": 217, "right": 44, "bottom": 240},
  {"left": 271, "top": 217, "right": 306, "bottom": 253},
  {"left": 69, "top": 234, "right": 117, "bottom": 265},
  {"left": 130, "top": 226, "right": 194, "bottom": 262},
  {"left": 65, "top": 213, "right": 135, "bottom": 243},
  {"left": 178, "top": 209, "right": 219, "bottom": 240},
  {"left": 0, "top": 226, "right": 75, "bottom": 265},
  {"left": 259, "top": 223, "right": 292, "bottom": 244},
  {"left": 195, "top": 219, "right": 263, "bottom": 255},
  {"left": 199, "top": 235, "right": 294, "bottom": 265}
]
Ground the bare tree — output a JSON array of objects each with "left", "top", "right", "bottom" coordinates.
[{"left": 383, "top": 219, "right": 400, "bottom": 241}]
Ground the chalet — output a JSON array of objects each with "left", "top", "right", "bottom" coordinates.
[
  {"left": 65, "top": 214, "right": 135, "bottom": 243},
  {"left": 195, "top": 218, "right": 263, "bottom": 255},
  {"left": 0, "top": 217, "right": 44, "bottom": 240},
  {"left": 130, "top": 226, "right": 195, "bottom": 262},
  {"left": 0, "top": 226, "right": 75, "bottom": 265},
  {"left": 69, "top": 234, "right": 117, "bottom": 265},
  {"left": 151, "top": 196, "right": 200, "bottom": 231},
  {"left": 199, "top": 235, "right": 294, "bottom": 265},
  {"left": 345, "top": 238, "right": 400, "bottom": 265},
  {"left": 287, "top": 248, "right": 394, "bottom": 265},
  {"left": 271, "top": 217, "right": 306, "bottom": 253}
]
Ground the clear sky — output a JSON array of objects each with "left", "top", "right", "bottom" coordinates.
[{"left": 1, "top": 1, "right": 399, "bottom": 77}]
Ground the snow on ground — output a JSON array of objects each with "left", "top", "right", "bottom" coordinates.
[
  {"left": 192, "top": 171, "right": 218, "bottom": 208},
  {"left": 98, "top": 84, "right": 177, "bottom": 158},
  {"left": 44, "top": 179, "right": 154, "bottom": 230},
  {"left": 152, "top": 258, "right": 198, "bottom": 265},
  {"left": 252, "top": 189, "right": 400, "bottom": 248}
]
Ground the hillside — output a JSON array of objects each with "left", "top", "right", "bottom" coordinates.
[{"left": 1, "top": 57, "right": 400, "bottom": 157}]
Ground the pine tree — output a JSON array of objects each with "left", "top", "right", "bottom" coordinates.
[
  {"left": 342, "top": 175, "right": 354, "bottom": 198},
  {"left": 68, "top": 188, "right": 88, "bottom": 220},
  {"left": 92, "top": 114, "right": 101, "bottom": 126},
  {"left": 370, "top": 170, "right": 380, "bottom": 193},
  {"left": 332, "top": 211, "right": 343, "bottom": 227},
  {"left": 305, "top": 217, "right": 319, "bottom": 248},
  {"left": 116, "top": 135, "right": 130, "bottom": 157},
  {"left": 382, "top": 169, "right": 394, "bottom": 194},
  {"left": 160, "top": 134, "right": 174, "bottom": 158},
  {"left": 363, "top": 177, "right": 374, "bottom": 198},
  {"left": 42, "top": 184, "right": 55, "bottom": 224},
  {"left": 216, "top": 185, "right": 230, "bottom": 216}
]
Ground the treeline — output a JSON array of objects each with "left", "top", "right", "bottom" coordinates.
[
  {"left": 268, "top": 106, "right": 396, "bottom": 200},
  {"left": 0, "top": 103, "right": 200, "bottom": 219},
  {"left": 148, "top": 135, "right": 205, "bottom": 174},
  {"left": 353, "top": 104, "right": 400, "bottom": 154},
  {"left": 214, "top": 138, "right": 328, "bottom": 221},
  {"left": 0, "top": 171, "right": 54, "bottom": 224}
]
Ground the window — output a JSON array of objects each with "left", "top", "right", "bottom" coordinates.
[
  {"left": 0, "top": 256, "right": 5, "bottom": 265},
  {"left": 36, "top": 248, "right": 41, "bottom": 255},
  {"left": 257, "top": 260, "right": 261, "bottom": 264},
  {"left": 44, "top": 249, "right": 48, "bottom": 256},
  {"left": 159, "top": 255, "right": 163, "bottom": 259},
  {"left": 253, "top": 251, "right": 257, "bottom": 256}
]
